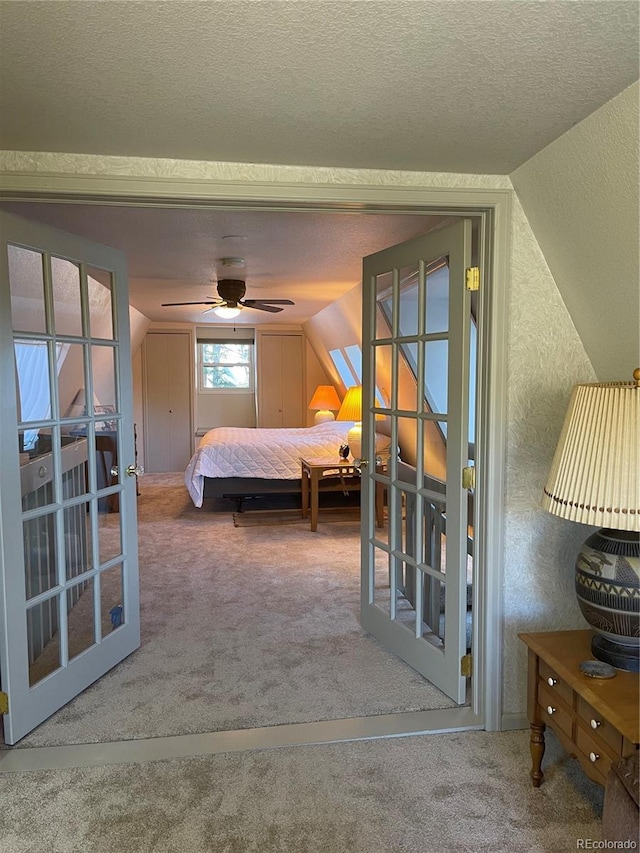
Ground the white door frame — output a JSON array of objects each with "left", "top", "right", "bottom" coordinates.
[{"left": 0, "top": 172, "right": 511, "bottom": 731}]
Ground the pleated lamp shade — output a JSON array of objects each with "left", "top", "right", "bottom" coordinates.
[
  {"left": 336, "top": 386, "right": 363, "bottom": 458},
  {"left": 542, "top": 374, "right": 640, "bottom": 532},
  {"left": 336, "top": 386, "right": 362, "bottom": 422}
]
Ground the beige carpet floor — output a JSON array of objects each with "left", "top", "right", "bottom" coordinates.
[
  {"left": 1, "top": 730, "right": 604, "bottom": 853},
  {"left": 17, "top": 474, "right": 455, "bottom": 748}
]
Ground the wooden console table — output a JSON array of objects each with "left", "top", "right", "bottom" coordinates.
[{"left": 519, "top": 630, "right": 639, "bottom": 788}]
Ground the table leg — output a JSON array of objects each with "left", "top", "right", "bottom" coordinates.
[
  {"left": 310, "top": 470, "right": 319, "bottom": 532},
  {"left": 301, "top": 466, "right": 309, "bottom": 519},
  {"left": 529, "top": 721, "right": 546, "bottom": 787}
]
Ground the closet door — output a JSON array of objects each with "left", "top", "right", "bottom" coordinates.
[
  {"left": 143, "top": 332, "right": 192, "bottom": 472},
  {"left": 257, "top": 333, "right": 304, "bottom": 428}
]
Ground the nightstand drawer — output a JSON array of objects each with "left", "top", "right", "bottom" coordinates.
[
  {"left": 539, "top": 660, "right": 573, "bottom": 706},
  {"left": 577, "top": 696, "right": 623, "bottom": 754},
  {"left": 539, "top": 683, "right": 573, "bottom": 738},
  {"left": 575, "top": 726, "right": 617, "bottom": 782}
]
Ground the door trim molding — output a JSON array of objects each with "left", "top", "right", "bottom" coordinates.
[{"left": 0, "top": 167, "right": 511, "bottom": 732}]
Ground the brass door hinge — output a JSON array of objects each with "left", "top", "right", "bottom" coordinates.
[
  {"left": 0, "top": 691, "right": 8, "bottom": 715},
  {"left": 461, "top": 654, "right": 473, "bottom": 678},
  {"left": 465, "top": 266, "right": 480, "bottom": 291},
  {"left": 462, "top": 466, "right": 476, "bottom": 490}
]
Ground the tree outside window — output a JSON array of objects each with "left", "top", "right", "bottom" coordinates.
[{"left": 198, "top": 342, "right": 254, "bottom": 391}]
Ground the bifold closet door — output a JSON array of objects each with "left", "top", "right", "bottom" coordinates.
[{"left": 143, "top": 332, "right": 192, "bottom": 472}]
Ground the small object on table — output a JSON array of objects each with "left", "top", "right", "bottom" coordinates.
[{"left": 580, "top": 660, "right": 617, "bottom": 679}]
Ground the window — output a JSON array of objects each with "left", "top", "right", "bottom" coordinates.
[{"left": 197, "top": 341, "right": 254, "bottom": 391}]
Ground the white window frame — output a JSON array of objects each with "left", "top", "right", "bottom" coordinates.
[{"left": 197, "top": 340, "right": 255, "bottom": 393}]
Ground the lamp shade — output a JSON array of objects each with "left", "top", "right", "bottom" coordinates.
[
  {"left": 542, "top": 376, "right": 640, "bottom": 532},
  {"left": 336, "top": 386, "right": 362, "bottom": 422},
  {"left": 308, "top": 385, "right": 341, "bottom": 412}
]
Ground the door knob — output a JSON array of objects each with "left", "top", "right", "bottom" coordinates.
[{"left": 127, "top": 464, "right": 144, "bottom": 477}]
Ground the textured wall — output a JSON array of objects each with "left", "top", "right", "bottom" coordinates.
[
  {"left": 502, "top": 197, "right": 597, "bottom": 715},
  {"left": 511, "top": 82, "right": 639, "bottom": 381},
  {"left": 0, "top": 151, "right": 598, "bottom": 722}
]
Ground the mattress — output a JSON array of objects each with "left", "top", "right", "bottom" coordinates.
[{"left": 184, "top": 422, "right": 355, "bottom": 507}]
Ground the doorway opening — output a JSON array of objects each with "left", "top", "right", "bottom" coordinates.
[{"left": 0, "top": 189, "right": 508, "bottom": 746}]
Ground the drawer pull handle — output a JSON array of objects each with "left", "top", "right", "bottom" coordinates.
[
  {"left": 547, "top": 677, "right": 557, "bottom": 687},
  {"left": 547, "top": 705, "right": 556, "bottom": 715},
  {"left": 589, "top": 752, "right": 600, "bottom": 763},
  {"left": 590, "top": 719, "right": 601, "bottom": 729}
]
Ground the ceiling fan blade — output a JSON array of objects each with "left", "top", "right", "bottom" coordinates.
[
  {"left": 242, "top": 302, "right": 284, "bottom": 313},
  {"left": 242, "top": 299, "right": 295, "bottom": 306},
  {"left": 161, "top": 301, "right": 218, "bottom": 307}
]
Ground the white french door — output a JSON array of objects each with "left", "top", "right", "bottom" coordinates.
[
  {"left": 0, "top": 211, "right": 141, "bottom": 744},
  {"left": 360, "top": 219, "right": 475, "bottom": 704}
]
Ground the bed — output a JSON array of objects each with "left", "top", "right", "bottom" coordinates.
[{"left": 185, "top": 421, "right": 356, "bottom": 508}]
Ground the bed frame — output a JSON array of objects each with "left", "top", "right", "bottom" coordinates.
[
  {"left": 201, "top": 475, "right": 361, "bottom": 513},
  {"left": 202, "top": 476, "right": 301, "bottom": 511}
]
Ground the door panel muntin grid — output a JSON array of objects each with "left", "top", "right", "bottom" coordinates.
[{"left": 361, "top": 221, "right": 473, "bottom": 704}]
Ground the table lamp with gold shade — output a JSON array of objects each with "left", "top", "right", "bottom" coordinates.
[
  {"left": 336, "top": 385, "right": 364, "bottom": 459},
  {"left": 542, "top": 369, "right": 640, "bottom": 671}
]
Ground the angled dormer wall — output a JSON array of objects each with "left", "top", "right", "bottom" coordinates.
[{"left": 511, "top": 81, "right": 639, "bottom": 381}]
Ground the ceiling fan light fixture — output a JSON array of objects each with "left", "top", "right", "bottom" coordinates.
[{"left": 213, "top": 304, "right": 242, "bottom": 319}]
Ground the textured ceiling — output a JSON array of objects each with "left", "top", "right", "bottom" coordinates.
[
  {"left": 1, "top": 1, "right": 638, "bottom": 174},
  {"left": 1, "top": 202, "right": 444, "bottom": 324}
]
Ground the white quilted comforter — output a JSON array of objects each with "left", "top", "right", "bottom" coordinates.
[{"left": 184, "top": 422, "right": 354, "bottom": 507}]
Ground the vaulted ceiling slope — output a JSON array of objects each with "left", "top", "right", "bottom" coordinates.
[
  {"left": 0, "top": 1, "right": 638, "bottom": 174},
  {"left": 512, "top": 82, "right": 640, "bottom": 381}
]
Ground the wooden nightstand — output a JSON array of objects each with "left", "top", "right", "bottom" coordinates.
[
  {"left": 300, "top": 457, "right": 361, "bottom": 532},
  {"left": 519, "top": 630, "right": 640, "bottom": 787}
]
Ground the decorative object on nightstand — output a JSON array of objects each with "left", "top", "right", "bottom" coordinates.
[
  {"left": 542, "top": 369, "right": 640, "bottom": 672},
  {"left": 308, "top": 385, "right": 342, "bottom": 424}
]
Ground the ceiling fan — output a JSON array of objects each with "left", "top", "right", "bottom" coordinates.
[{"left": 161, "top": 278, "right": 294, "bottom": 316}]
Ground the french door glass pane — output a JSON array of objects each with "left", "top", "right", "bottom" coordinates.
[
  {"left": 58, "top": 342, "right": 87, "bottom": 419},
  {"left": 373, "top": 548, "right": 391, "bottom": 616},
  {"left": 424, "top": 340, "right": 448, "bottom": 417},
  {"left": 100, "top": 564, "right": 125, "bottom": 635},
  {"left": 396, "top": 416, "right": 418, "bottom": 472},
  {"left": 51, "top": 256, "right": 83, "bottom": 336},
  {"left": 91, "top": 345, "right": 118, "bottom": 412},
  {"left": 87, "top": 266, "right": 115, "bottom": 340},
  {"left": 394, "top": 560, "right": 417, "bottom": 633},
  {"left": 23, "top": 512, "right": 57, "bottom": 598},
  {"left": 60, "top": 433, "right": 90, "bottom": 501},
  {"left": 423, "top": 420, "right": 448, "bottom": 481},
  {"left": 425, "top": 262, "right": 449, "bottom": 334},
  {"left": 14, "top": 338, "right": 53, "bottom": 425},
  {"left": 375, "top": 271, "right": 393, "bottom": 340},
  {"left": 98, "top": 504, "right": 122, "bottom": 566},
  {"left": 63, "top": 501, "right": 93, "bottom": 581},
  {"left": 398, "top": 264, "right": 419, "bottom": 338},
  {"left": 20, "top": 432, "right": 56, "bottom": 511},
  {"left": 94, "top": 419, "right": 120, "bottom": 491},
  {"left": 27, "top": 595, "right": 61, "bottom": 687},
  {"left": 400, "top": 342, "right": 420, "bottom": 412},
  {"left": 8, "top": 245, "right": 46, "bottom": 333},
  {"left": 374, "top": 344, "right": 392, "bottom": 412},
  {"left": 67, "top": 578, "right": 96, "bottom": 661}
]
